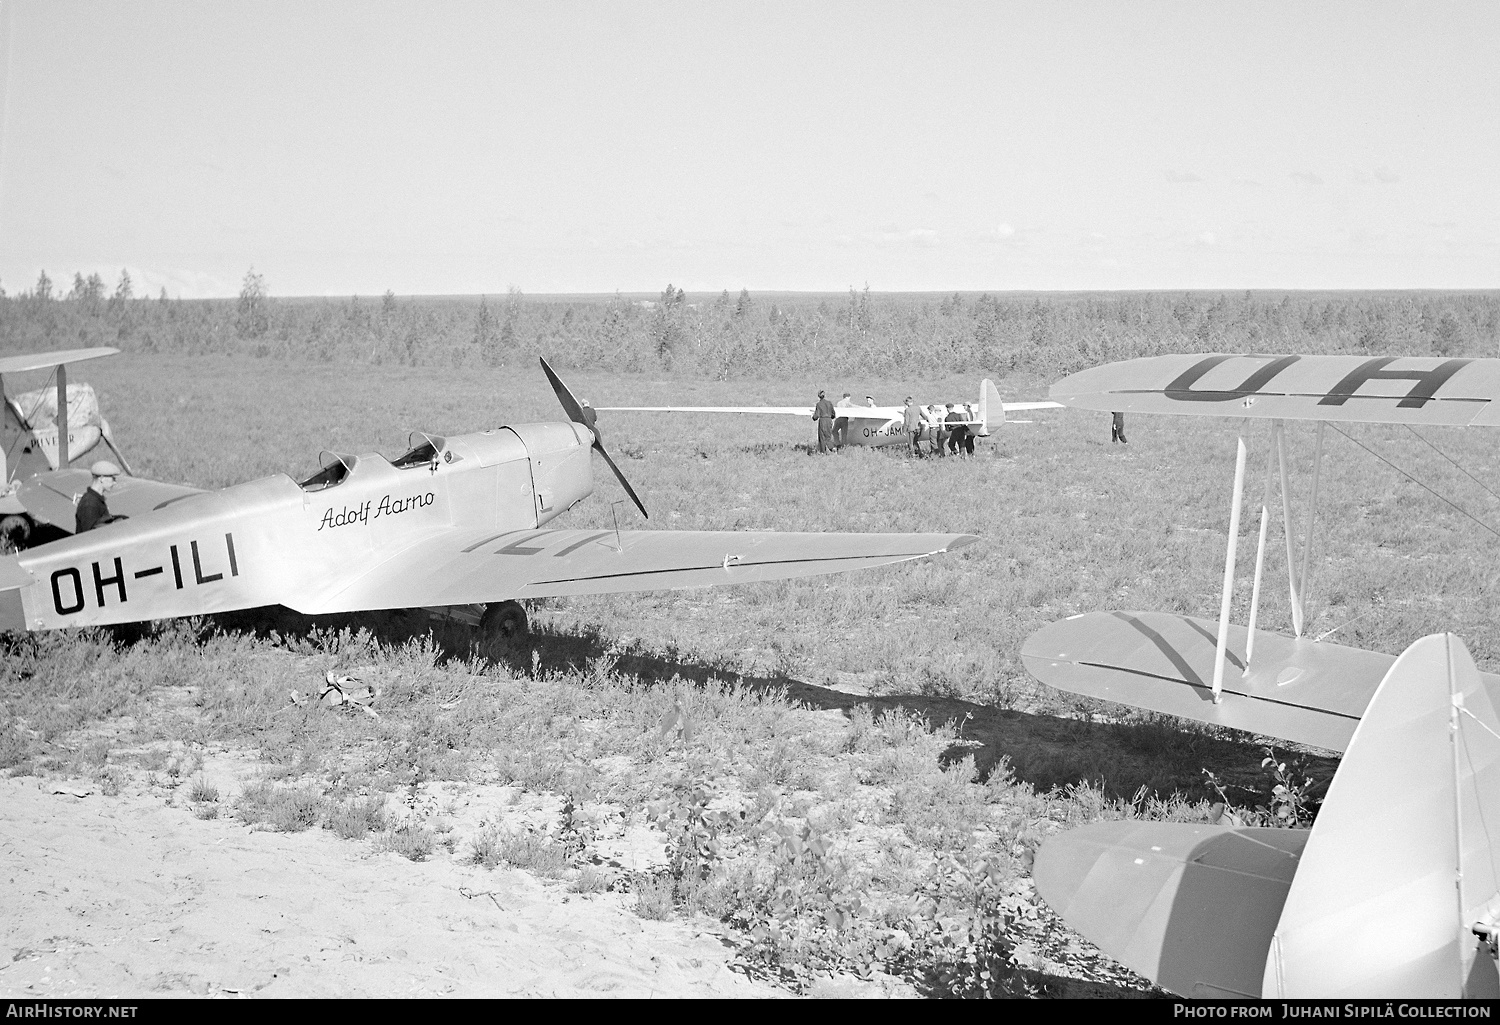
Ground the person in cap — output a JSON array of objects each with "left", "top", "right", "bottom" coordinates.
[
  {"left": 812, "top": 390, "right": 836, "bottom": 453},
  {"left": 865, "top": 395, "right": 877, "bottom": 407},
  {"left": 76, "top": 460, "right": 126, "bottom": 534},
  {"left": 902, "top": 396, "right": 923, "bottom": 457},
  {"left": 945, "top": 403, "right": 969, "bottom": 456}
]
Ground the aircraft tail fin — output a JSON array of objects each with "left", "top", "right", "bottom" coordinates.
[
  {"left": 978, "top": 379, "right": 1004, "bottom": 435},
  {"left": 1264, "top": 632, "right": 1500, "bottom": 998}
]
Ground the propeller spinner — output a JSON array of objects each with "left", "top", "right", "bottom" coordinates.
[{"left": 540, "top": 357, "right": 650, "bottom": 520}]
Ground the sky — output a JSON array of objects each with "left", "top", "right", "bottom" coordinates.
[{"left": 0, "top": 0, "right": 1496, "bottom": 297}]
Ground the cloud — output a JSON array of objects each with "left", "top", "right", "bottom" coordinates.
[
  {"left": 1164, "top": 170, "right": 1203, "bottom": 184},
  {"left": 1374, "top": 166, "right": 1399, "bottom": 183},
  {"left": 1290, "top": 171, "right": 1324, "bottom": 186},
  {"left": 1195, "top": 232, "right": 1217, "bottom": 246},
  {"left": 129, "top": 266, "right": 234, "bottom": 299},
  {"left": 867, "top": 226, "right": 939, "bottom": 247},
  {"left": 976, "top": 223, "right": 1017, "bottom": 243}
]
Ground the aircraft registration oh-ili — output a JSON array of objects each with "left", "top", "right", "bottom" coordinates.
[
  {"left": 1022, "top": 353, "right": 1500, "bottom": 997},
  {"left": 597, "top": 378, "right": 1061, "bottom": 449},
  {"left": 0, "top": 358, "right": 978, "bottom": 636}
]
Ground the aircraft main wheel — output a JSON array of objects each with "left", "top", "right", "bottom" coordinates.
[{"left": 480, "top": 600, "right": 528, "bottom": 639}]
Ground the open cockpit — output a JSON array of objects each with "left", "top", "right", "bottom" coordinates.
[{"left": 297, "top": 452, "right": 357, "bottom": 492}]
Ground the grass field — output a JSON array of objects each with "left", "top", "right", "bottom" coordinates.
[{"left": 6, "top": 351, "right": 1500, "bottom": 995}]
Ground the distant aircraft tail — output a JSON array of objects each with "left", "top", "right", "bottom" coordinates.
[{"left": 977, "top": 379, "right": 1004, "bottom": 435}]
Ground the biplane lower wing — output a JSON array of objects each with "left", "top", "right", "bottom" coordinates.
[
  {"left": 1020, "top": 610, "right": 1406, "bottom": 751},
  {"left": 293, "top": 529, "right": 979, "bottom": 614},
  {"left": 1034, "top": 820, "right": 1306, "bottom": 998}
]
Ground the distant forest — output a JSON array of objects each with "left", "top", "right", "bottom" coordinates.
[{"left": 1, "top": 269, "right": 1497, "bottom": 379}]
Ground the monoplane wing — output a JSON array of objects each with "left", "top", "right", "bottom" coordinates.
[
  {"left": 290, "top": 528, "right": 979, "bottom": 614},
  {"left": 1034, "top": 820, "right": 1306, "bottom": 998},
  {"left": 13, "top": 470, "right": 206, "bottom": 531},
  {"left": 595, "top": 405, "right": 822, "bottom": 416},
  {"left": 1051, "top": 354, "right": 1500, "bottom": 426}
]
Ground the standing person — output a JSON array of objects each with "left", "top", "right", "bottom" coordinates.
[
  {"left": 813, "top": 390, "right": 836, "bottom": 453},
  {"left": 865, "top": 395, "right": 877, "bottom": 407},
  {"left": 76, "top": 460, "right": 126, "bottom": 533},
  {"left": 946, "top": 403, "right": 971, "bottom": 456},
  {"left": 923, "top": 405, "right": 945, "bottom": 457},
  {"left": 1111, "top": 411, "right": 1127, "bottom": 445},
  {"left": 902, "top": 396, "right": 923, "bottom": 457},
  {"left": 944, "top": 403, "right": 968, "bottom": 455},
  {"left": 833, "top": 392, "right": 854, "bottom": 446}
]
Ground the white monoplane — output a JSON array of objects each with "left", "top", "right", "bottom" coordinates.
[
  {"left": 0, "top": 358, "right": 977, "bottom": 636},
  {"left": 598, "top": 379, "right": 1060, "bottom": 450},
  {"left": 1023, "top": 353, "right": 1500, "bottom": 998}
]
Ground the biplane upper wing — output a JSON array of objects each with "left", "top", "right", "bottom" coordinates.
[
  {"left": 1020, "top": 610, "right": 1421, "bottom": 752},
  {"left": 0, "top": 347, "right": 119, "bottom": 375},
  {"left": 13, "top": 470, "right": 206, "bottom": 531},
  {"left": 291, "top": 528, "right": 979, "bottom": 614},
  {"left": 1051, "top": 354, "right": 1500, "bottom": 426},
  {"left": 1034, "top": 820, "right": 1307, "bottom": 998}
]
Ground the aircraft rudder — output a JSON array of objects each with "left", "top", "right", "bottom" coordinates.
[{"left": 980, "top": 378, "right": 1004, "bottom": 434}]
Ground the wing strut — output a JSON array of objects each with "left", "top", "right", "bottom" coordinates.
[
  {"left": 1244, "top": 423, "right": 1278, "bottom": 670},
  {"left": 1212, "top": 432, "right": 1249, "bottom": 701},
  {"left": 56, "top": 363, "right": 68, "bottom": 468},
  {"left": 1297, "top": 423, "right": 1327, "bottom": 635}
]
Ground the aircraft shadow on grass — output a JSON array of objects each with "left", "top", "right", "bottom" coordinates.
[{"left": 192, "top": 604, "right": 1335, "bottom": 809}]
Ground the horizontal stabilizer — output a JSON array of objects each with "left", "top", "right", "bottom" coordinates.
[
  {"left": 294, "top": 529, "right": 980, "bottom": 614},
  {"left": 14, "top": 470, "right": 206, "bottom": 532},
  {"left": 1021, "top": 610, "right": 1408, "bottom": 751},
  {"left": 0, "top": 555, "right": 34, "bottom": 591},
  {"left": 0, "top": 347, "right": 119, "bottom": 376},
  {"left": 1034, "top": 820, "right": 1306, "bottom": 998},
  {"left": 1051, "top": 354, "right": 1500, "bottom": 426}
]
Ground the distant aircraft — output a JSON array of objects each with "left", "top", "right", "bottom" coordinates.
[
  {"left": 1025, "top": 353, "right": 1500, "bottom": 997},
  {"left": 0, "top": 358, "right": 977, "bottom": 636},
  {"left": 597, "top": 379, "right": 1060, "bottom": 450},
  {"left": 2, "top": 347, "right": 131, "bottom": 479},
  {"left": 0, "top": 348, "right": 136, "bottom": 548}
]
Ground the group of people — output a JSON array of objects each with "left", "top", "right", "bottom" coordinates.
[
  {"left": 903, "top": 397, "right": 977, "bottom": 457},
  {"left": 810, "top": 390, "right": 977, "bottom": 456}
]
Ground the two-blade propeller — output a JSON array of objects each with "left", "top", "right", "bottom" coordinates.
[{"left": 540, "top": 357, "right": 649, "bottom": 520}]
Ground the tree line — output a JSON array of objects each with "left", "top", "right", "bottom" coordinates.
[{"left": 1, "top": 269, "right": 1496, "bottom": 380}]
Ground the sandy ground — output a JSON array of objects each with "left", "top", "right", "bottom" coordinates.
[{"left": 0, "top": 773, "right": 794, "bottom": 999}]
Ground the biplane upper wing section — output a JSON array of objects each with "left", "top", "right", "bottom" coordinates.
[
  {"left": 13, "top": 470, "right": 206, "bottom": 530},
  {"left": 1020, "top": 610, "right": 1413, "bottom": 752},
  {"left": 292, "top": 528, "right": 979, "bottom": 614},
  {"left": 1034, "top": 820, "right": 1306, "bottom": 998},
  {"left": 1051, "top": 354, "right": 1500, "bottom": 426},
  {"left": 0, "top": 347, "right": 119, "bottom": 375}
]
